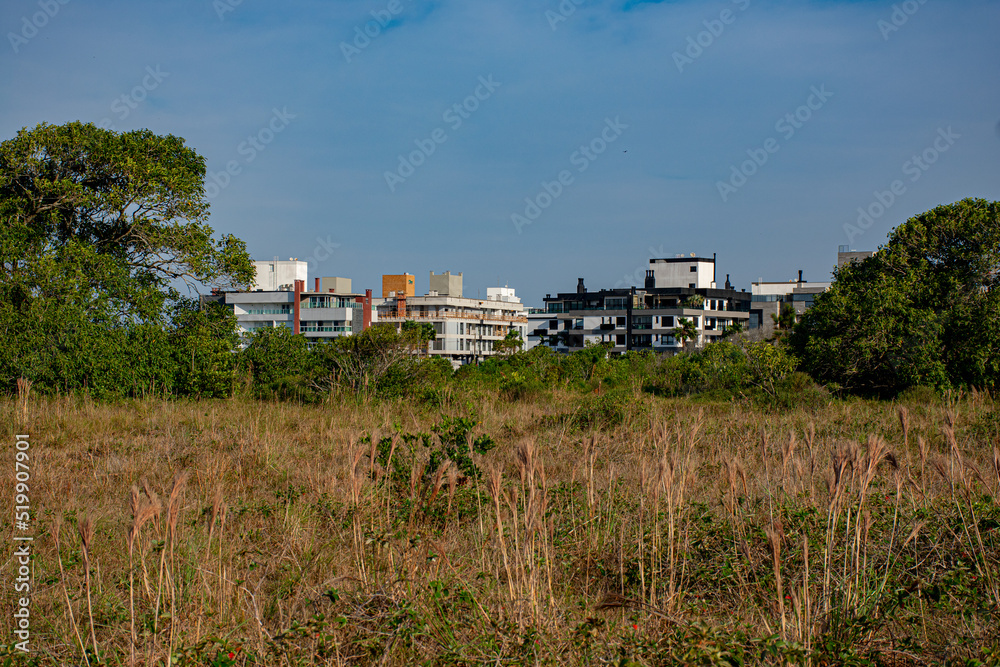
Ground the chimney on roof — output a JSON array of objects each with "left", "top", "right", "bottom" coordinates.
[
  {"left": 725, "top": 274, "right": 731, "bottom": 290},
  {"left": 577, "top": 278, "right": 586, "bottom": 294},
  {"left": 645, "top": 269, "right": 655, "bottom": 290},
  {"left": 798, "top": 269, "right": 804, "bottom": 283}
]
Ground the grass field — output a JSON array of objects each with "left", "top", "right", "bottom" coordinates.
[{"left": 2, "top": 387, "right": 1000, "bottom": 665}]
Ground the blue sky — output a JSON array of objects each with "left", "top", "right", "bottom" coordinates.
[{"left": 2, "top": 0, "right": 998, "bottom": 305}]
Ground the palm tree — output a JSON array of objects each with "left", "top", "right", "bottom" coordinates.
[{"left": 673, "top": 317, "right": 698, "bottom": 352}]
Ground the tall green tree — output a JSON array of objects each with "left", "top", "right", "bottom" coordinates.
[
  {"left": 0, "top": 122, "right": 252, "bottom": 300},
  {"left": 791, "top": 198, "right": 1000, "bottom": 394},
  {"left": 0, "top": 121, "right": 253, "bottom": 394}
]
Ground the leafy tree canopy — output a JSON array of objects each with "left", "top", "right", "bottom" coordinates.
[
  {"left": 790, "top": 198, "right": 1000, "bottom": 395},
  {"left": 0, "top": 121, "right": 252, "bottom": 393},
  {"left": 0, "top": 121, "right": 253, "bottom": 319}
]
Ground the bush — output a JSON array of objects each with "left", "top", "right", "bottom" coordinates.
[
  {"left": 574, "top": 389, "right": 646, "bottom": 431},
  {"left": 240, "top": 326, "right": 313, "bottom": 399},
  {"left": 168, "top": 300, "right": 241, "bottom": 399},
  {"left": 896, "top": 385, "right": 941, "bottom": 405},
  {"left": 769, "top": 371, "right": 829, "bottom": 409},
  {"left": 497, "top": 369, "right": 545, "bottom": 401},
  {"left": 308, "top": 324, "right": 447, "bottom": 401},
  {"left": 595, "top": 350, "right": 657, "bottom": 391},
  {"left": 645, "top": 341, "right": 747, "bottom": 398},
  {"left": 642, "top": 339, "right": 803, "bottom": 403},
  {"left": 691, "top": 340, "right": 749, "bottom": 395},
  {"left": 429, "top": 415, "right": 495, "bottom": 477}
]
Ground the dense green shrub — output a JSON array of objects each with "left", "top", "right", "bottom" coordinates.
[
  {"left": 896, "top": 385, "right": 941, "bottom": 405},
  {"left": 574, "top": 389, "right": 647, "bottom": 430},
  {"left": 643, "top": 339, "right": 800, "bottom": 403},
  {"left": 239, "top": 326, "right": 314, "bottom": 399},
  {"left": 168, "top": 299, "right": 241, "bottom": 398},
  {"left": 375, "top": 355, "right": 453, "bottom": 402},
  {"left": 771, "top": 371, "right": 829, "bottom": 409}
]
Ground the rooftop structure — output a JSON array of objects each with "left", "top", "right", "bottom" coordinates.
[
  {"left": 837, "top": 245, "right": 875, "bottom": 268},
  {"left": 429, "top": 271, "right": 462, "bottom": 297},
  {"left": 251, "top": 259, "right": 307, "bottom": 292},
  {"left": 648, "top": 253, "right": 717, "bottom": 289},
  {"left": 382, "top": 273, "right": 415, "bottom": 298}
]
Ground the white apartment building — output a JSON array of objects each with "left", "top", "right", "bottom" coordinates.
[
  {"left": 376, "top": 273, "right": 527, "bottom": 366},
  {"left": 207, "top": 263, "right": 373, "bottom": 343}
]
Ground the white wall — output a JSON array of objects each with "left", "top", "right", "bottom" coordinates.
[
  {"left": 251, "top": 260, "right": 307, "bottom": 291},
  {"left": 651, "top": 259, "right": 715, "bottom": 289}
]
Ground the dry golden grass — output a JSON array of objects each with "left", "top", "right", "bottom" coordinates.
[{"left": 2, "top": 389, "right": 999, "bottom": 665}]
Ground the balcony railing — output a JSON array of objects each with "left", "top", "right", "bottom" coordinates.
[
  {"left": 378, "top": 310, "right": 527, "bottom": 324},
  {"left": 547, "top": 304, "right": 749, "bottom": 313},
  {"left": 244, "top": 308, "right": 291, "bottom": 315},
  {"left": 301, "top": 325, "right": 352, "bottom": 333},
  {"left": 302, "top": 301, "right": 361, "bottom": 310}
]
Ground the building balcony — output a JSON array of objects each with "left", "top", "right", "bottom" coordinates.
[
  {"left": 378, "top": 310, "right": 527, "bottom": 324},
  {"left": 302, "top": 301, "right": 360, "bottom": 310},
  {"left": 301, "top": 325, "right": 352, "bottom": 333},
  {"left": 242, "top": 308, "right": 291, "bottom": 315}
]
